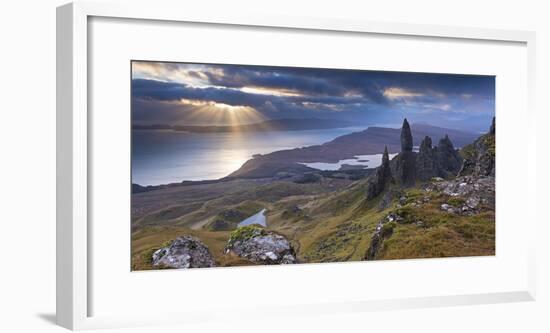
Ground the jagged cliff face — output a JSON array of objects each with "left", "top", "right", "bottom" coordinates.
[
  {"left": 367, "top": 118, "right": 464, "bottom": 198},
  {"left": 416, "top": 135, "right": 463, "bottom": 181},
  {"left": 391, "top": 151, "right": 417, "bottom": 186},
  {"left": 366, "top": 146, "right": 393, "bottom": 199},
  {"left": 416, "top": 136, "right": 437, "bottom": 180},
  {"left": 391, "top": 119, "right": 463, "bottom": 186},
  {"left": 458, "top": 117, "right": 495, "bottom": 177}
]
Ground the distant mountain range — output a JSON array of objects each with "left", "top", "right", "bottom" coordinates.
[{"left": 132, "top": 118, "right": 354, "bottom": 133}]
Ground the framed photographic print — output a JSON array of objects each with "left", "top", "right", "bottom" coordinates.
[{"left": 57, "top": 1, "right": 537, "bottom": 330}]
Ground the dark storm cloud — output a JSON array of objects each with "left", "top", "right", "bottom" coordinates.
[
  {"left": 131, "top": 62, "right": 495, "bottom": 132},
  {"left": 133, "top": 79, "right": 270, "bottom": 107},
  {"left": 132, "top": 78, "right": 372, "bottom": 108},
  {"left": 199, "top": 64, "right": 494, "bottom": 101}
]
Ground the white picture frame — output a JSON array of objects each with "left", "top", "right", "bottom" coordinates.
[{"left": 57, "top": 1, "right": 537, "bottom": 330}]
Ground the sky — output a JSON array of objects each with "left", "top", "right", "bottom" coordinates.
[{"left": 131, "top": 61, "right": 495, "bottom": 133}]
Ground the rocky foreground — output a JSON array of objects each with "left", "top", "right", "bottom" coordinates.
[
  {"left": 149, "top": 225, "right": 297, "bottom": 269},
  {"left": 152, "top": 236, "right": 216, "bottom": 269},
  {"left": 224, "top": 225, "right": 297, "bottom": 264},
  {"left": 365, "top": 118, "right": 495, "bottom": 260}
]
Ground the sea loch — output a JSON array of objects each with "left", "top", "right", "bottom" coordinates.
[{"left": 132, "top": 127, "right": 363, "bottom": 185}]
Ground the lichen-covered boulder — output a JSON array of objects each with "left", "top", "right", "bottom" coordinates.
[
  {"left": 224, "top": 225, "right": 297, "bottom": 264},
  {"left": 152, "top": 236, "right": 216, "bottom": 269}
]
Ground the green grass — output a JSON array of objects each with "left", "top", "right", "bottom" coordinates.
[
  {"left": 131, "top": 174, "right": 495, "bottom": 270},
  {"left": 483, "top": 134, "right": 496, "bottom": 156},
  {"left": 227, "top": 225, "right": 266, "bottom": 244},
  {"left": 447, "top": 197, "right": 466, "bottom": 207},
  {"left": 376, "top": 203, "right": 495, "bottom": 260},
  {"left": 131, "top": 226, "right": 240, "bottom": 270},
  {"left": 204, "top": 201, "right": 265, "bottom": 231}
]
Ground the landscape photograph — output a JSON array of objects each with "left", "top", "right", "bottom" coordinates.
[{"left": 131, "top": 61, "right": 495, "bottom": 270}]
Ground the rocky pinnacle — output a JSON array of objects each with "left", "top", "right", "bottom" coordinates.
[
  {"left": 401, "top": 118, "right": 413, "bottom": 152},
  {"left": 382, "top": 146, "right": 390, "bottom": 170}
]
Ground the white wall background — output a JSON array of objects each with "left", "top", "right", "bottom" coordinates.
[{"left": 0, "top": 0, "right": 547, "bottom": 332}]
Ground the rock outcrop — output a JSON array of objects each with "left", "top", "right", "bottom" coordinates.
[
  {"left": 391, "top": 151, "right": 417, "bottom": 186},
  {"left": 391, "top": 119, "right": 418, "bottom": 186},
  {"left": 366, "top": 146, "right": 393, "bottom": 199},
  {"left": 426, "top": 175, "right": 495, "bottom": 213},
  {"left": 365, "top": 218, "right": 395, "bottom": 260},
  {"left": 224, "top": 225, "right": 297, "bottom": 264},
  {"left": 458, "top": 117, "right": 495, "bottom": 177},
  {"left": 152, "top": 236, "right": 216, "bottom": 269},
  {"left": 416, "top": 136, "right": 437, "bottom": 181},
  {"left": 435, "top": 135, "right": 463, "bottom": 177},
  {"left": 415, "top": 134, "right": 463, "bottom": 181},
  {"left": 366, "top": 118, "right": 464, "bottom": 198},
  {"left": 401, "top": 118, "right": 413, "bottom": 152}
]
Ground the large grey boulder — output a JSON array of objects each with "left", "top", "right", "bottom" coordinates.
[
  {"left": 152, "top": 236, "right": 216, "bottom": 269},
  {"left": 224, "top": 225, "right": 297, "bottom": 264}
]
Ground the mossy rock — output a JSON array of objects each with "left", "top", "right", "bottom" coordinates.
[
  {"left": 394, "top": 206, "right": 418, "bottom": 224},
  {"left": 482, "top": 135, "right": 495, "bottom": 157},
  {"left": 459, "top": 142, "right": 476, "bottom": 159},
  {"left": 227, "top": 225, "right": 266, "bottom": 245},
  {"left": 447, "top": 197, "right": 466, "bottom": 207},
  {"left": 381, "top": 222, "right": 396, "bottom": 237},
  {"left": 142, "top": 239, "right": 175, "bottom": 265}
]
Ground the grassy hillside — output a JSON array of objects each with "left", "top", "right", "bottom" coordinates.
[
  {"left": 132, "top": 120, "right": 496, "bottom": 270},
  {"left": 132, "top": 168, "right": 495, "bottom": 270}
]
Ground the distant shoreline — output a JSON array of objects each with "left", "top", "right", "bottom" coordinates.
[
  {"left": 132, "top": 123, "right": 479, "bottom": 190},
  {"left": 132, "top": 117, "right": 355, "bottom": 134}
]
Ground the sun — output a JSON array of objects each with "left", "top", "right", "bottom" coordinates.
[{"left": 177, "top": 98, "right": 266, "bottom": 126}]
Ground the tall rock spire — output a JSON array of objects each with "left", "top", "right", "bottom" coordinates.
[
  {"left": 489, "top": 117, "right": 495, "bottom": 135},
  {"left": 382, "top": 146, "right": 390, "bottom": 168},
  {"left": 416, "top": 136, "right": 436, "bottom": 181},
  {"left": 380, "top": 146, "right": 391, "bottom": 179},
  {"left": 366, "top": 146, "right": 393, "bottom": 199},
  {"left": 401, "top": 118, "right": 413, "bottom": 152},
  {"left": 393, "top": 119, "right": 416, "bottom": 186}
]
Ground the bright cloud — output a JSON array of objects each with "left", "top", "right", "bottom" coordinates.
[{"left": 383, "top": 87, "right": 425, "bottom": 100}]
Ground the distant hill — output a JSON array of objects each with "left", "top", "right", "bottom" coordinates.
[
  {"left": 132, "top": 118, "right": 354, "bottom": 133},
  {"left": 228, "top": 123, "right": 479, "bottom": 179}
]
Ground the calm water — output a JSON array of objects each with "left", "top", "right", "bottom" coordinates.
[
  {"left": 132, "top": 127, "right": 364, "bottom": 185},
  {"left": 237, "top": 209, "right": 267, "bottom": 227},
  {"left": 300, "top": 153, "right": 399, "bottom": 171}
]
